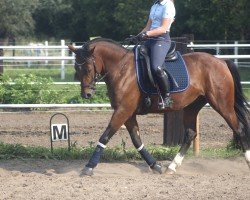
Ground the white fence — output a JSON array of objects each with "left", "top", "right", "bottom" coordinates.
[
  {"left": 0, "top": 40, "right": 250, "bottom": 109},
  {"left": 1, "top": 40, "right": 250, "bottom": 80},
  {"left": 1, "top": 40, "right": 250, "bottom": 59}
]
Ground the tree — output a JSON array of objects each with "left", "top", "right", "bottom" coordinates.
[
  {"left": 0, "top": 0, "right": 38, "bottom": 39},
  {"left": 174, "top": 0, "right": 250, "bottom": 41},
  {"left": 81, "top": 0, "right": 127, "bottom": 41},
  {"left": 1, "top": 0, "right": 249, "bottom": 42},
  {"left": 114, "top": 0, "right": 152, "bottom": 38},
  {"left": 215, "top": 0, "right": 250, "bottom": 40},
  {"left": 33, "top": 0, "right": 74, "bottom": 39}
]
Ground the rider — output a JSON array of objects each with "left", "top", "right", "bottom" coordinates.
[{"left": 136, "top": 0, "right": 176, "bottom": 108}]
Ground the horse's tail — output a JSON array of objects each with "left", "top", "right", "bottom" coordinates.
[{"left": 225, "top": 59, "right": 250, "bottom": 149}]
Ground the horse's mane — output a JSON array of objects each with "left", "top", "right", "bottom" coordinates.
[
  {"left": 78, "top": 38, "right": 127, "bottom": 59},
  {"left": 89, "top": 38, "right": 125, "bottom": 49}
]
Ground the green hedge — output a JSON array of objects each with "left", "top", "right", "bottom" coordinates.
[
  {"left": 0, "top": 74, "right": 109, "bottom": 104},
  {"left": 1, "top": 67, "right": 250, "bottom": 105}
]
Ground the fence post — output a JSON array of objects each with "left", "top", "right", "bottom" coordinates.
[
  {"left": 0, "top": 40, "right": 3, "bottom": 74},
  {"left": 234, "top": 41, "right": 238, "bottom": 65},
  {"left": 163, "top": 110, "right": 185, "bottom": 146},
  {"left": 193, "top": 113, "right": 200, "bottom": 156},
  {"left": 61, "top": 39, "right": 65, "bottom": 80},
  {"left": 0, "top": 48, "right": 3, "bottom": 74},
  {"left": 45, "top": 41, "right": 48, "bottom": 66},
  {"left": 216, "top": 42, "right": 220, "bottom": 55}
]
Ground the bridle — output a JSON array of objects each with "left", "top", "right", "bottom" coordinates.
[
  {"left": 74, "top": 40, "right": 130, "bottom": 92},
  {"left": 75, "top": 56, "right": 107, "bottom": 90}
]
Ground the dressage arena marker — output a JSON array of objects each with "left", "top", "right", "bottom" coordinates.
[{"left": 50, "top": 113, "right": 70, "bottom": 152}]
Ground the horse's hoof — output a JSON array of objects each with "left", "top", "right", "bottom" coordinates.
[
  {"left": 151, "top": 163, "right": 166, "bottom": 174},
  {"left": 80, "top": 167, "right": 94, "bottom": 176},
  {"left": 246, "top": 161, "right": 250, "bottom": 169},
  {"left": 165, "top": 168, "right": 176, "bottom": 175},
  {"left": 245, "top": 151, "right": 250, "bottom": 169}
]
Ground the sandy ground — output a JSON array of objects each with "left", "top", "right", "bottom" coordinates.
[
  {"left": 0, "top": 108, "right": 250, "bottom": 199},
  {"left": 0, "top": 108, "right": 232, "bottom": 149},
  {"left": 0, "top": 158, "right": 249, "bottom": 200}
]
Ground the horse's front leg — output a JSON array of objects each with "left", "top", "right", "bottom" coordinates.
[
  {"left": 82, "top": 109, "right": 131, "bottom": 176},
  {"left": 125, "top": 115, "right": 165, "bottom": 174}
]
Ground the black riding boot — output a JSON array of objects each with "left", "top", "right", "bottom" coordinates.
[{"left": 155, "top": 66, "right": 173, "bottom": 108}]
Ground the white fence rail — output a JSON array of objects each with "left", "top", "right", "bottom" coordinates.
[
  {"left": 1, "top": 40, "right": 250, "bottom": 60},
  {"left": 1, "top": 40, "right": 250, "bottom": 62},
  {"left": 0, "top": 104, "right": 111, "bottom": 109}
]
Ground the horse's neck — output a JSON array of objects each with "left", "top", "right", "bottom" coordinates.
[
  {"left": 97, "top": 45, "right": 133, "bottom": 92},
  {"left": 97, "top": 45, "right": 130, "bottom": 77}
]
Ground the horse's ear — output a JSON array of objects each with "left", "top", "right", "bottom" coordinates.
[{"left": 68, "top": 45, "right": 77, "bottom": 54}]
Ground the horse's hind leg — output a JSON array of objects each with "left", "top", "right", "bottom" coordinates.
[
  {"left": 217, "top": 110, "right": 250, "bottom": 168},
  {"left": 207, "top": 86, "right": 250, "bottom": 168},
  {"left": 125, "top": 114, "right": 165, "bottom": 174},
  {"left": 167, "top": 98, "right": 205, "bottom": 174}
]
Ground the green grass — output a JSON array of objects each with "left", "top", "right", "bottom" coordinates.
[{"left": 0, "top": 142, "right": 241, "bottom": 161}]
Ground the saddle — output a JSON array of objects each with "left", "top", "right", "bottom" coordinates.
[{"left": 134, "top": 42, "right": 189, "bottom": 95}]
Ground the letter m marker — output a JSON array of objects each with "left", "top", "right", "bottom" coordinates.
[{"left": 51, "top": 124, "right": 68, "bottom": 141}]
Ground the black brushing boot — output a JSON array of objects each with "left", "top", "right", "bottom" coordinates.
[{"left": 155, "top": 66, "right": 173, "bottom": 109}]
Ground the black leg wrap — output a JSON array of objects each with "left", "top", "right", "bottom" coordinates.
[
  {"left": 86, "top": 145, "right": 104, "bottom": 168},
  {"left": 139, "top": 147, "right": 156, "bottom": 167}
]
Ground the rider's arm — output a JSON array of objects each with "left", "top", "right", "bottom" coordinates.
[{"left": 140, "top": 18, "right": 152, "bottom": 33}]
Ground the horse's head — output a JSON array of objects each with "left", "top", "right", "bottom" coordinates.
[{"left": 68, "top": 44, "right": 99, "bottom": 99}]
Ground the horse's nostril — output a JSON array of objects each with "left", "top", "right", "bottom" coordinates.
[
  {"left": 86, "top": 93, "right": 92, "bottom": 98},
  {"left": 81, "top": 92, "right": 93, "bottom": 99}
]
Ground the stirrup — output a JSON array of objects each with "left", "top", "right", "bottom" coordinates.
[
  {"left": 164, "top": 96, "right": 173, "bottom": 107},
  {"left": 158, "top": 96, "right": 173, "bottom": 109}
]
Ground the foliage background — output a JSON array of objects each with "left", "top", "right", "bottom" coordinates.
[{"left": 0, "top": 0, "right": 249, "bottom": 42}]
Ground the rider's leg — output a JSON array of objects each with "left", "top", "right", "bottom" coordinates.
[
  {"left": 149, "top": 34, "right": 172, "bottom": 108},
  {"left": 155, "top": 66, "right": 173, "bottom": 108}
]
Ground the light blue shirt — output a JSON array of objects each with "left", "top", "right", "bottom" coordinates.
[{"left": 149, "top": 0, "right": 176, "bottom": 31}]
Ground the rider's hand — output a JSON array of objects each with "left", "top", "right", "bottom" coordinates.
[{"left": 136, "top": 32, "right": 148, "bottom": 42}]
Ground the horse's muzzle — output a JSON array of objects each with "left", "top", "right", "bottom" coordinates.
[
  {"left": 82, "top": 92, "right": 93, "bottom": 99},
  {"left": 81, "top": 89, "right": 95, "bottom": 99}
]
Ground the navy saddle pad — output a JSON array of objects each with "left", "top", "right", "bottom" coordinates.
[{"left": 134, "top": 46, "right": 190, "bottom": 95}]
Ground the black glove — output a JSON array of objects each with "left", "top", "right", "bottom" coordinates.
[{"left": 136, "top": 32, "right": 148, "bottom": 42}]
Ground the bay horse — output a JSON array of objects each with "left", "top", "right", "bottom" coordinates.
[{"left": 68, "top": 38, "right": 250, "bottom": 176}]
